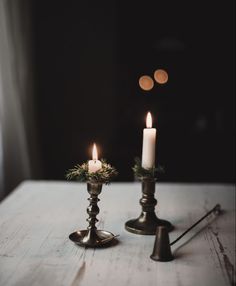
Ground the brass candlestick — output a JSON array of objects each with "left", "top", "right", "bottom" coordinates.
[
  {"left": 125, "top": 177, "right": 174, "bottom": 235},
  {"left": 69, "top": 182, "right": 115, "bottom": 247},
  {"left": 67, "top": 159, "right": 118, "bottom": 247}
]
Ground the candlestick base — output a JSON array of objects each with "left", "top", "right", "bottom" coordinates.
[
  {"left": 125, "top": 177, "right": 174, "bottom": 235},
  {"left": 69, "top": 229, "right": 116, "bottom": 247},
  {"left": 125, "top": 215, "right": 173, "bottom": 235}
]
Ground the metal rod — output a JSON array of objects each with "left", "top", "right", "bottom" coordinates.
[{"left": 170, "top": 204, "right": 221, "bottom": 246}]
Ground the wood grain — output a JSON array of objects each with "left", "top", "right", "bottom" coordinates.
[{"left": 0, "top": 181, "right": 235, "bottom": 286}]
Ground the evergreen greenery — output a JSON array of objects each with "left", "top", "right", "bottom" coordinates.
[
  {"left": 66, "top": 159, "right": 118, "bottom": 184},
  {"left": 132, "top": 157, "right": 164, "bottom": 179}
]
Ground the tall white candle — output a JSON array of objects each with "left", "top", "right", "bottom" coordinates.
[
  {"left": 88, "top": 143, "right": 102, "bottom": 173},
  {"left": 141, "top": 112, "right": 157, "bottom": 169}
]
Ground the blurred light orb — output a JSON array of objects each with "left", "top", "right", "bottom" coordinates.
[
  {"left": 154, "top": 69, "right": 168, "bottom": 84},
  {"left": 139, "top": 75, "right": 154, "bottom": 91}
]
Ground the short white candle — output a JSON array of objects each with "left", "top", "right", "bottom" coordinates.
[
  {"left": 88, "top": 143, "right": 102, "bottom": 173},
  {"left": 141, "top": 112, "right": 157, "bottom": 169}
]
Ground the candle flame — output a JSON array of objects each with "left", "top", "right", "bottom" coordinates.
[
  {"left": 146, "top": 112, "right": 152, "bottom": 128},
  {"left": 92, "top": 143, "right": 98, "bottom": 161}
]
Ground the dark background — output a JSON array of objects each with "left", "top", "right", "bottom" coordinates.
[{"left": 31, "top": 1, "right": 235, "bottom": 182}]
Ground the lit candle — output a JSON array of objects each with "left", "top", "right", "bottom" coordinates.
[
  {"left": 141, "top": 112, "right": 157, "bottom": 169},
  {"left": 88, "top": 143, "right": 102, "bottom": 173}
]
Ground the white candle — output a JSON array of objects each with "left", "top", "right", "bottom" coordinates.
[
  {"left": 141, "top": 112, "right": 157, "bottom": 169},
  {"left": 88, "top": 143, "right": 102, "bottom": 173}
]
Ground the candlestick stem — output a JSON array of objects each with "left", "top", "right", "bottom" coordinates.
[
  {"left": 69, "top": 182, "right": 116, "bottom": 247},
  {"left": 125, "top": 178, "right": 173, "bottom": 235},
  {"left": 80, "top": 182, "right": 102, "bottom": 245}
]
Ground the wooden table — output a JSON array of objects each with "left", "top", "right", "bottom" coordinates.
[{"left": 0, "top": 181, "right": 235, "bottom": 286}]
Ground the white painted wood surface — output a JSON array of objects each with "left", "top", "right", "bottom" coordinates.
[{"left": 0, "top": 181, "right": 235, "bottom": 286}]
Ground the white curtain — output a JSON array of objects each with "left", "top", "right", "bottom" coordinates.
[{"left": 0, "top": 0, "right": 39, "bottom": 199}]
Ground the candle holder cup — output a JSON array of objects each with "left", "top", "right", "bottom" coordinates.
[{"left": 125, "top": 177, "right": 173, "bottom": 235}]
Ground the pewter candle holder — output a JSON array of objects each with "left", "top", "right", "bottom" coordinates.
[
  {"left": 69, "top": 182, "right": 115, "bottom": 247},
  {"left": 125, "top": 177, "right": 174, "bottom": 235},
  {"left": 66, "top": 159, "right": 117, "bottom": 247}
]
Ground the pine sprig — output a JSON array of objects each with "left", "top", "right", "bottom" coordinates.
[
  {"left": 132, "top": 157, "right": 164, "bottom": 180},
  {"left": 66, "top": 159, "right": 118, "bottom": 184}
]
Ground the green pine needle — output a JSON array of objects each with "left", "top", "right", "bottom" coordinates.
[
  {"left": 66, "top": 159, "right": 118, "bottom": 184},
  {"left": 132, "top": 157, "right": 164, "bottom": 179}
]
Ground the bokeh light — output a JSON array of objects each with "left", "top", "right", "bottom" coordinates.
[
  {"left": 139, "top": 75, "right": 154, "bottom": 91},
  {"left": 154, "top": 69, "right": 168, "bottom": 84}
]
